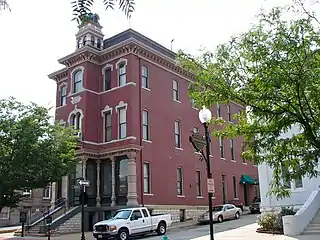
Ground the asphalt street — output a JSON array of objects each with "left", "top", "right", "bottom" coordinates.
[{"left": 0, "top": 214, "right": 259, "bottom": 240}]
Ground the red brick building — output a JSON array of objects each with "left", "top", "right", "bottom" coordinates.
[{"left": 48, "top": 18, "right": 258, "bottom": 223}]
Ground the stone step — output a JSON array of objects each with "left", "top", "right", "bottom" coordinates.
[
  {"left": 304, "top": 229, "right": 320, "bottom": 235},
  {"left": 305, "top": 224, "right": 320, "bottom": 230}
]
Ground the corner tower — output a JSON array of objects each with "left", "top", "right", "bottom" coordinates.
[{"left": 75, "top": 13, "right": 104, "bottom": 50}]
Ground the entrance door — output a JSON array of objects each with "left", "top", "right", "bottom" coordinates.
[
  {"left": 244, "top": 184, "right": 249, "bottom": 206},
  {"left": 221, "top": 174, "right": 227, "bottom": 204}
]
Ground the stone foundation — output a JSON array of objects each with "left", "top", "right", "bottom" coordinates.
[
  {"left": 145, "top": 205, "right": 208, "bottom": 223},
  {"left": 56, "top": 212, "right": 81, "bottom": 234}
]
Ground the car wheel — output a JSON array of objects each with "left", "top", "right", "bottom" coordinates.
[
  {"left": 117, "top": 228, "right": 129, "bottom": 240},
  {"left": 235, "top": 212, "right": 240, "bottom": 219},
  {"left": 157, "top": 222, "right": 167, "bottom": 235},
  {"left": 217, "top": 215, "right": 223, "bottom": 223}
]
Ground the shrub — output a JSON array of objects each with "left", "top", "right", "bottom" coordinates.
[
  {"left": 257, "top": 211, "right": 278, "bottom": 231},
  {"left": 280, "top": 206, "right": 297, "bottom": 216}
]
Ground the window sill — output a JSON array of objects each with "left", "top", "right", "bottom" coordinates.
[
  {"left": 142, "top": 87, "right": 151, "bottom": 91},
  {"left": 177, "top": 195, "right": 185, "bottom": 198},
  {"left": 56, "top": 105, "right": 67, "bottom": 110},
  {"left": 211, "top": 196, "right": 216, "bottom": 199},
  {"left": 292, "top": 188, "right": 305, "bottom": 193},
  {"left": 68, "top": 89, "right": 85, "bottom": 97},
  {"left": 194, "top": 152, "right": 201, "bottom": 155},
  {"left": 142, "top": 139, "right": 152, "bottom": 143},
  {"left": 221, "top": 158, "right": 226, "bottom": 160},
  {"left": 173, "top": 99, "right": 181, "bottom": 104},
  {"left": 144, "top": 193, "right": 154, "bottom": 196},
  {"left": 192, "top": 107, "right": 199, "bottom": 110},
  {"left": 100, "top": 82, "right": 136, "bottom": 94},
  {"left": 233, "top": 198, "right": 240, "bottom": 200},
  {"left": 231, "top": 160, "right": 236, "bottom": 162},
  {"left": 83, "top": 136, "right": 136, "bottom": 145},
  {"left": 43, "top": 197, "right": 51, "bottom": 200},
  {"left": 209, "top": 155, "right": 213, "bottom": 158},
  {"left": 197, "top": 196, "right": 204, "bottom": 199},
  {"left": 242, "top": 162, "right": 247, "bottom": 165},
  {"left": 175, "top": 147, "right": 183, "bottom": 151}
]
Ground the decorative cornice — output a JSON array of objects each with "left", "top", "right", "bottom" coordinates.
[
  {"left": 48, "top": 68, "right": 68, "bottom": 82},
  {"left": 75, "top": 145, "right": 141, "bottom": 159}
]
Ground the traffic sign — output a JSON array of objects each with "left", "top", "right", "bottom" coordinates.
[
  {"left": 78, "top": 179, "right": 90, "bottom": 187},
  {"left": 207, "top": 178, "right": 215, "bottom": 193}
]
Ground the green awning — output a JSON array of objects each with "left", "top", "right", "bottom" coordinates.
[{"left": 240, "top": 174, "right": 258, "bottom": 185}]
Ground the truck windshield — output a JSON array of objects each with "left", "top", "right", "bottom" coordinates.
[{"left": 112, "top": 210, "right": 132, "bottom": 219}]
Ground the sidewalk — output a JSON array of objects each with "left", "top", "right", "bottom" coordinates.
[
  {"left": 190, "top": 223, "right": 320, "bottom": 240},
  {"left": 0, "top": 226, "right": 20, "bottom": 234}
]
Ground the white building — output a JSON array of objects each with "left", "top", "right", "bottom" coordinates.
[{"left": 258, "top": 124, "right": 320, "bottom": 236}]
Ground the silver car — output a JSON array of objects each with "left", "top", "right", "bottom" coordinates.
[{"left": 198, "top": 204, "right": 241, "bottom": 224}]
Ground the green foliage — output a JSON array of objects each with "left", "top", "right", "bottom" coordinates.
[
  {"left": 280, "top": 206, "right": 297, "bottom": 216},
  {"left": 257, "top": 211, "right": 279, "bottom": 231},
  {"left": 0, "top": 97, "right": 78, "bottom": 211},
  {"left": 71, "top": 0, "right": 135, "bottom": 23},
  {"left": 176, "top": 0, "right": 320, "bottom": 199}
]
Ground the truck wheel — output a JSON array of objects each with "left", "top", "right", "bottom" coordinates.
[
  {"left": 117, "top": 228, "right": 129, "bottom": 240},
  {"left": 157, "top": 222, "right": 167, "bottom": 235}
]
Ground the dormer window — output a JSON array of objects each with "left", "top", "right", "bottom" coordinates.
[
  {"left": 60, "top": 84, "right": 67, "bottom": 106},
  {"left": 73, "top": 70, "right": 83, "bottom": 93},
  {"left": 118, "top": 63, "right": 126, "bottom": 86}
]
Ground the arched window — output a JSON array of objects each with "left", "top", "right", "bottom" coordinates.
[
  {"left": 97, "top": 39, "right": 101, "bottom": 49},
  {"left": 83, "top": 36, "right": 87, "bottom": 46},
  {"left": 70, "top": 112, "right": 82, "bottom": 130},
  {"left": 73, "top": 70, "right": 83, "bottom": 93},
  {"left": 91, "top": 36, "right": 95, "bottom": 46}
]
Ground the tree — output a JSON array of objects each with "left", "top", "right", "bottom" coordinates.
[
  {"left": 177, "top": 0, "right": 320, "bottom": 199},
  {"left": 0, "top": 97, "right": 78, "bottom": 212},
  {"left": 0, "top": 0, "right": 135, "bottom": 22}
]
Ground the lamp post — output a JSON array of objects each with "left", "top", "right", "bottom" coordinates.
[
  {"left": 190, "top": 106, "right": 214, "bottom": 240},
  {"left": 78, "top": 179, "right": 90, "bottom": 240}
]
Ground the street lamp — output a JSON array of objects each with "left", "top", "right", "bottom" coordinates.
[
  {"left": 78, "top": 179, "right": 90, "bottom": 240},
  {"left": 190, "top": 106, "right": 214, "bottom": 240}
]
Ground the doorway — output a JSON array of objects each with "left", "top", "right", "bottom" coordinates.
[
  {"left": 244, "top": 184, "right": 250, "bottom": 206},
  {"left": 221, "top": 174, "right": 227, "bottom": 204}
]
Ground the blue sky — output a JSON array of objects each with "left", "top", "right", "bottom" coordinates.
[{"left": 0, "top": 0, "right": 292, "bottom": 110}]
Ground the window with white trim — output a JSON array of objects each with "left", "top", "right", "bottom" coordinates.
[
  {"left": 230, "top": 139, "right": 235, "bottom": 160},
  {"left": 118, "top": 63, "right": 126, "bottom": 86},
  {"left": 73, "top": 70, "right": 83, "bottom": 93},
  {"left": 196, "top": 170, "right": 201, "bottom": 196},
  {"left": 294, "top": 177, "right": 303, "bottom": 189},
  {"left": 242, "top": 143, "right": 246, "bottom": 163},
  {"left": 219, "top": 136, "right": 225, "bottom": 158},
  {"left": 60, "top": 85, "right": 67, "bottom": 106},
  {"left": 43, "top": 185, "right": 51, "bottom": 199},
  {"left": 233, "top": 176, "right": 238, "bottom": 198},
  {"left": 173, "top": 80, "right": 179, "bottom": 101},
  {"left": 174, "top": 120, "right": 181, "bottom": 148},
  {"left": 104, "top": 68, "right": 112, "bottom": 91},
  {"left": 0, "top": 207, "right": 10, "bottom": 220},
  {"left": 142, "top": 66, "right": 149, "bottom": 89},
  {"left": 144, "top": 162, "right": 151, "bottom": 193},
  {"left": 22, "top": 189, "right": 32, "bottom": 198},
  {"left": 104, "top": 111, "right": 112, "bottom": 142},
  {"left": 142, "top": 110, "right": 150, "bottom": 140},
  {"left": 118, "top": 107, "right": 127, "bottom": 139},
  {"left": 177, "top": 167, "right": 183, "bottom": 195},
  {"left": 70, "top": 112, "right": 81, "bottom": 130},
  {"left": 227, "top": 105, "right": 232, "bottom": 122},
  {"left": 193, "top": 127, "right": 198, "bottom": 133},
  {"left": 217, "top": 104, "right": 221, "bottom": 118}
]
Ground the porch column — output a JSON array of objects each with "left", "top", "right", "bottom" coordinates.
[
  {"left": 81, "top": 156, "right": 88, "bottom": 192},
  {"left": 61, "top": 176, "right": 68, "bottom": 200},
  {"left": 50, "top": 182, "right": 57, "bottom": 209},
  {"left": 111, "top": 156, "right": 116, "bottom": 206},
  {"left": 127, "top": 152, "right": 138, "bottom": 206},
  {"left": 96, "top": 159, "right": 101, "bottom": 207}
]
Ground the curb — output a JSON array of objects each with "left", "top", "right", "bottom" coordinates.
[{"left": 0, "top": 228, "right": 20, "bottom": 234}]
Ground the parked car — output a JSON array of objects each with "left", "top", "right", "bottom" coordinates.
[
  {"left": 93, "top": 207, "right": 172, "bottom": 240},
  {"left": 228, "top": 199, "right": 244, "bottom": 212},
  {"left": 197, "top": 204, "right": 241, "bottom": 224},
  {"left": 249, "top": 197, "right": 261, "bottom": 214}
]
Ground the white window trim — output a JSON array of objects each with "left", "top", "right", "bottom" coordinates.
[
  {"left": 101, "top": 105, "right": 113, "bottom": 142},
  {"left": 43, "top": 185, "right": 51, "bottom": 200},
  {"left": 102, "top": 63, "right": 113, "bottom": 91},
  {"left": 116, "top": 101, "right": 128, "bottom": 139},
  {"left": 196, "top": 170, "right": 202, "bottom": 197},
  {"left": 68, "top": 106, "right": 84, "bottom": 131},
  {"left": 69, "top": 66, "right": 85, "bottom": 95},
  {"left": 0, "top": 207, "right": 10, "bottom": 220},
  {"left": 173, "top": 79, "right": 180, "bottom": 102},
  {"left": 143, "top": 162, "right": 152, "bottom": 195},
  {"left": 142, "top": 65, "right": 150, "bottom": 89},
  {"left": 174, "top": 120, "right": 182, "bottom": 149},
  {"left": 177, "top": 167, "right": 184, "bottom": 196},
  {"left": 22, "top": 190, "right": 32, "bottom": 198},
  {"left": 59, "top": 82, "right": 68, "bottom": 107},
  {"left": 142, "top": 109, "right": 150, "bottom": 141},
  {"left": 116, "top": 58, "right": 128, "bottom": 87}
]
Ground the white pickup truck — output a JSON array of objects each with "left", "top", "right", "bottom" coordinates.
[{"left": 93, "top": 207, "right": 172, "bottom": 240}]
